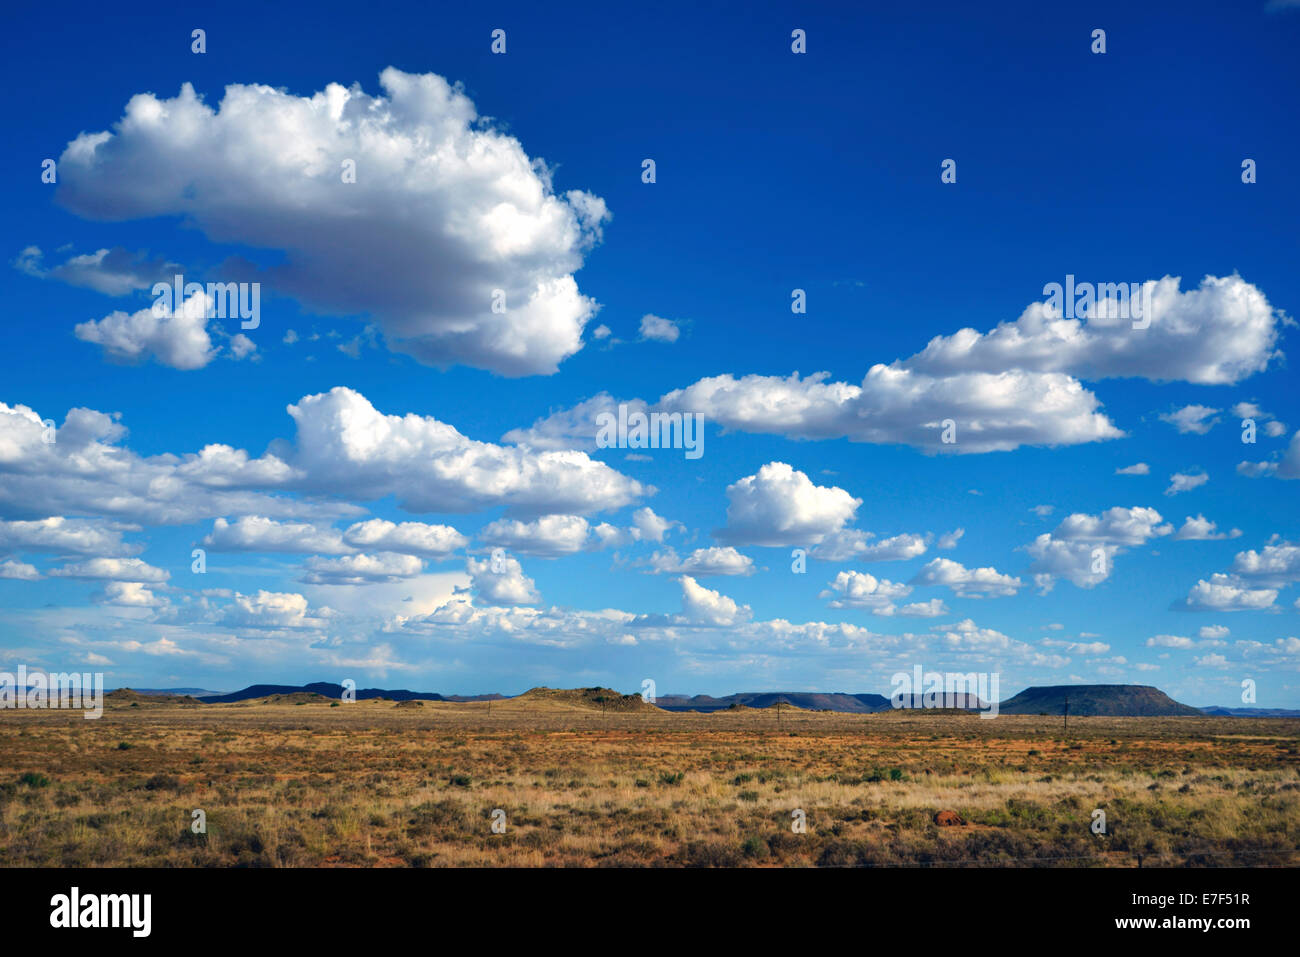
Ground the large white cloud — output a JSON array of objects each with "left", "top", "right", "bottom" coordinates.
[
  {"left": 478, "top": 514, "right": 595, "bottom": 557},
  {"left": 0, "top": 400, "right": 354, "bottom": 525},
  {"left": 73, "top": 290, "right": 255, "bottom": 370},
  {"left": 1181, "top": 574, "right": 1278, "bottom": 612},
  {"left": 663, "top": 368, "right": 1123, "bottom": 454},
  {"left": 466, "top": 554, "right": 540, "bottom": 605},
  {"left": 1229, "top": 543, "right": 1300, "bottom": 588},
  {"left": 717, "top": 462, "right": 861, "bottom": 546},
  {"left": 220, "top": 590, "right": 316, "bottom": 629},
  {"left": 1045, "top": 506, "right": 1172, "bottom": 546},
  {"left": 203, "top": 515, "right": 351, "bottom": 554},
  {"left": 0, "top": 517, "right": 138, "bottom": 557},
  {"left": 301, "top": 552, "right": 424, "bottom": 585},
  {"left": 1172, "top": 542, "right": 1298, "bottom": 613},
  {"left": 503, "top": 274, "right": 1284, "bottom": 459},
  {"left": 341, "top": 519, "right": 467, "bottom": 558},
  {"left": 910, "top": 557, "right": 1023, "bottom": 598},
  {"left": 820, "top": 570, "right": 912, "bottom": 611},
  {"left": 98, "top": 581, "right": 165, "bottom": 607},
  {"left": 282, "top": 387, "right": 646, "bottom": 515},
  {"left": 904, "top": 275, "right": 1284, "bottom": 385},
  {"left": 508, "top": 369, "right": 1122, "bottom": 456},
  {"left": 49, "top": 557, "right": 169, "bottom": 583},
  {"left": 810, "top": 530, "right": 929, "bottom": 562},
  {"left": 1, "top": 389, "right": 644, "bottom": 527},
  {"left": 645, "top": 546, "right": 755, "bottom": 577},
  {"left": 56, "top": 69, "right": 609, "bottom": 376},
  {"left": 1026, "top": 506, "right": 1173, "bottom": 589},
  {"left": 678, "top": 575, "right": 751, "bottom": 626}
]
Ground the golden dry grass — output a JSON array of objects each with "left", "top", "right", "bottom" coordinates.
[{"left": 1, "top": 696, "right": 1297, "bottom": 867}]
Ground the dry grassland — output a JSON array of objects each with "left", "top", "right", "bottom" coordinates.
[{"left": 2, "top": 693, "right": 1297, "bottom": 867}]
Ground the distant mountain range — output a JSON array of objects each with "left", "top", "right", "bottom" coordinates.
[
  {"left": 107, "top": 681, "right": 1300, "bottom": 716},
  {"left": 654, "top": 692, "right": 891, "bottom": 713},
  {"left": 124, "top": 687, "right": 226, "bottom": 698},
  {"left": 1199, "top": 706, "right": 1300, "bottom": 717},
  {"left": 199, "top": 682, "right": 505, "bottom": 704}
]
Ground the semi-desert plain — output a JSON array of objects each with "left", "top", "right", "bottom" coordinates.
[{"left": 2, "top": 688, "right": 1297, "bottom": 868}]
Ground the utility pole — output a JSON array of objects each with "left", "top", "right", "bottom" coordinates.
[
  {"left": 776, "top": 700, "right": 782, "bottom": 729},
  {"left": 1064, "top": 694, "right": 1069, "bottom": 737}
]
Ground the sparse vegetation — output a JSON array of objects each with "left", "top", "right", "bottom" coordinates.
[{"left": 0, "top": 695, "right": 1296, "bottom": 867}]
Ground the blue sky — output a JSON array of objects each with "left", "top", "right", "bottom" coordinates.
[{"left": 1, "top": 0, "right": 1298, "bottom": 704}]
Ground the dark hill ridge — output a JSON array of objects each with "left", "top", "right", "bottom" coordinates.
[
  {"left": 204, "top": 682, "right": 504, "bottom": 704},
  {"left": 115, "top": 687, "right": 225, "bottom": 698},
  {"left": 170, "top": 681, "right": 1240, "bottom": 716},
  {"left": 998, "top": 685, "right": 1200, "bottom": 716},
  {"left": 105, "top": 689, "right": 201, "bottom": 705},
  {"left": 655, "top": 692, "right": 891, "bottom": 713},
  {"left": 1199, "top": 706, "right": 1300, "bottom": 717}
]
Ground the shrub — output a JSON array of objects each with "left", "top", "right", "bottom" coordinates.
[
  {"left": 680, "top": 841, "right": 743, "bottom": 867},
  {"left": 408, "top": 799, "right": 471, "bottom": 836}
]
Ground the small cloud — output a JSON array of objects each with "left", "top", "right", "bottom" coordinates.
[
  {"left": 1165, "top": 470, "right": 1208, "bottom": 496},
  {"left": 1159, "top": 404, "right": 1220, "bottom": 435},
  {"left": 935, "top": 528, "right": 964, "bottom": 550},
  {"left": 639, "top": 314, "right": 681, "bottom": 343},
  {"left": 1115, "top": 462, "right": 1149, "bottom": 476},
  {"left": 229, "top": 334, "right": 257, "bottom": 360},
  {"left": 14, "top": 245, "right": 182, "bottom": 296},
  {"left": 1237, "top": 460, "right": 1276, "bottom": 478},
  {"left": 1172, "top": 514, "right": 1241, "bottom": 541},
  {"left": 0, "top": 560, "right": 41, "bottom": 581}
]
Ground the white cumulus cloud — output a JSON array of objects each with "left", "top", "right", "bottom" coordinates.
[{"left": 56, "top": 69, "right": 610, "bottom": 376}]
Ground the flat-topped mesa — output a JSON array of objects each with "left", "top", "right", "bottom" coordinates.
[{"left": 998, "top": 684, "right": 1201, "bottom": 716}]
